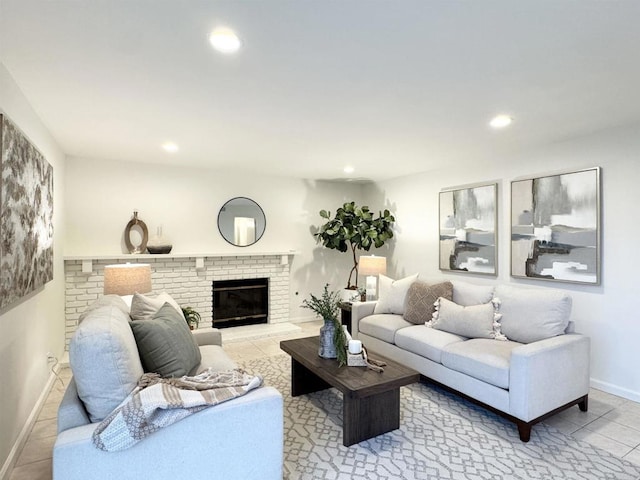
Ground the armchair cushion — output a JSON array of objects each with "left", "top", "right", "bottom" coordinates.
[
  {"left": 131, "top": 303, "right": 202, "bottom": 377},
  {"left": 69, "top": 305, "right": 144, "bottom": 422}
]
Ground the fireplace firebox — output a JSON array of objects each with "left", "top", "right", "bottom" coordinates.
[{"left": 212, "top": 278, "right": 268, "bottom": 328}]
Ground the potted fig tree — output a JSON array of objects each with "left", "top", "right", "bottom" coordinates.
[{"left": 315, "top": 201, "right": 395, "bottom": 291}]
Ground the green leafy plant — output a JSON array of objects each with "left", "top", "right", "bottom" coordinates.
[
  {"left": 181, "top": 306, "right": 201, "bottom": 330},
  {"left": 301, "top": 284, "right": 348, "bottom": 366},
  {"left": 301, "top": 283, "right": 340, "bottom": 321},
  {"left": 315, "top": 201, "right": 395, "bottom": 289}
]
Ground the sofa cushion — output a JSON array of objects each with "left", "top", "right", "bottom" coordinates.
[
  {"left": 130, "top": 303, "right": 202, "bottom": 377},
  {"left": 373, "top": 273, "right": 419, "bottom": 315},
  {"left": 359, "top": 314, "right": 412, "bottom": 344},
  {"left": 441, "top": 339, "right": 523, "bottom": 389},
  {"left": 452, "top": 281, "right": 495, "bottom": 306},
  {"left": 69, "top": 305, "right": 144, "bottom": 422},
  {"left": 395, "top": 325, "right": 466, "bottom": 364},
  {"left": 403, "top": 281, "right": 453, "bottom": 325},
  {"left": 130, "top": 291, "right": 185, "bottom": 321},
  {"left": 429, "top": 297, "right": 496, "bottom": 339},
  {"left": 195, "top": 345, "right": 238, "bottom": 374},
  {"left": 78, "top": 295, "right": 130, "bottom": 324},
  {"left": 495, "top": 285, "right": 572, "bottom": 344}
]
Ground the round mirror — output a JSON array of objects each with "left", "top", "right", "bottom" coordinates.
[{"left": 217, "top": 197, "right": 266, "bottom": 247}]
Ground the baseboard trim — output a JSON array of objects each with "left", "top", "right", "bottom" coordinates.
[
  {"left": 0, "top": 365, "right": 59, "bottom": 480},
  {"left": 591, "top": 378, "right": 640, "bottom": 403}
]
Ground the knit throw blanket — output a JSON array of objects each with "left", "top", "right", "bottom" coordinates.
[{"left": 92, "top": 369, "right": 263, "bottom": 452}]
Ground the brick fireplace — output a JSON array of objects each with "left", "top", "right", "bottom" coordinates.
[{"left": 63, "top": 252, "right": 293, "bottom": 349}]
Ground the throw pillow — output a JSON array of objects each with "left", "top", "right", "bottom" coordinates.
[
  {"left": 451, "top": 281, "right": 495, "bottom": 306},
  {"left": 130, "top": 291, "right": 185, "bottom": 321},
  {"left": 404, "top": 281, "right": 453, "bottom": 325},
  {"left": 373, "top": 273, "right": 419, "bottom": 315},
  {"left": 428, "top": 297, "right": 499, "bottom": 339},
  {"left": 70, "top": 305, "right": 144, "bottom": 422},
  {"left": 494, "top": 285, "right": 572, "bottom": 344},
  {"left": 130, "top": 302, "right": 202, "bottom": 377}
]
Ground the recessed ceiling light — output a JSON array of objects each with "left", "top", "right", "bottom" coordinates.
[
  {"left": 344, "top": 166, "right": 355, "bottom": 174},
  {"left": 209, "top": 27, "right": 242, "bottom": 54},
  {"left": 489, "top": 115, "right": 513, "bottom": 129},
  {"left": 162, "top": 142, "right": 179, "bottom": 153}
]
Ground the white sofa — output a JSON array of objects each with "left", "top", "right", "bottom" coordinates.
[
  {"left": 54, "top": 295, "right": 283, "bottom": 480},
  {"left": 352, "top": 279, "right": 590, "bottom": 441}
]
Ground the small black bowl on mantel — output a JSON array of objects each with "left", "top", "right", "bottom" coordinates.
[{"left": 146, "top": 245, "right": 173, "bottom": 254}]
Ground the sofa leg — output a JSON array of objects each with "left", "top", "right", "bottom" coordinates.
[
  {"left": 578, "top": 395, "right": 589, "bottom": 412},
  {"left": 517, "top": 421, "right": 532, "bottom": 442}
]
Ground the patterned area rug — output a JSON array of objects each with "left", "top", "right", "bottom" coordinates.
[{"left": 241, "top": 355, "right": 640, "bottom": 480}]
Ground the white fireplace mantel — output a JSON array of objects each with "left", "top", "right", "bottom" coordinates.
[{"left": 64, "top": 251, "right": 298, "bottom": 273}]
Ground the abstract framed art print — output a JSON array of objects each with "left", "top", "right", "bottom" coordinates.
[
  {"left": 0, "top": 114, "right": 54, "bottom": 310},
  {"left": 511, "top": 167, "right": 600, "bottom": 285},
  {"left": 439, "top": 182, "right": 497, "bottom": 275}
]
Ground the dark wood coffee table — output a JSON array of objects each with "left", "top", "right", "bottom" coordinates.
[{"left": 280, "top": 336, "right": 420, "bottom": 446}]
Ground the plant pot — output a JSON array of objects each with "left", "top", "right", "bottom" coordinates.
[{"left": 318, "top": 318, "right": 337, "bottom": 358}]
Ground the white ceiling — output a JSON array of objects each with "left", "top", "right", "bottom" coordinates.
[{"left": 1, "top": 1, "right": 639, "bottom": 181}]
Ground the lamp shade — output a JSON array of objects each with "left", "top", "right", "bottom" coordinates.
[
  {"left": 359, "top": 255, "right": 387, "bottom": 276},
  {"left": 103, "top": 264, "right": 152, "bottom": 295}
]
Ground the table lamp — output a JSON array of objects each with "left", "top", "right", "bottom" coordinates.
[
  {"left": 358, "top": 255, "right": 387, "bottom": 301},
  {"left": 103, "top": 264, "right": 152, "bottom": 304}
]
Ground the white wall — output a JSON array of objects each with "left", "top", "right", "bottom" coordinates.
[
  {"left": 365, "top": 122, "right": 640, "bottom": 402},
  {"left": 0, "top": 64, "right": 66, "bottom": 477},
  {"left": 63, "top": 157, "right": 365, "bottom": 321}
]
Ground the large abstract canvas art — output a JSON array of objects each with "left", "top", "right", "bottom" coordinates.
[
  {"left": 511, "top": 167, "right": 600, "bottom": 285},
  {"left": 0, "top": 114, "right": 54, "bottom": 310},
  {"left": 439, "top": 183, "right": 497, "bottom": 275}
]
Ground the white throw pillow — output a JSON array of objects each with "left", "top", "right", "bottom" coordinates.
[
  {"left": 130, "top": 291, "right": 185, "bottom": 321},
  {"left": 373, "top": 273, "right": 419, "bottom": 315},
  {"left": 428, "top": 297, "right": 501, "bottom": 340}
]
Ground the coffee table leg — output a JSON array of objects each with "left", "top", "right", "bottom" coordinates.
[
  {"left": 290, "top": 358, "right": 331, "bottom": 397},
  {"left": 343, "top": 389, "right": 400, "bottom": 447}
]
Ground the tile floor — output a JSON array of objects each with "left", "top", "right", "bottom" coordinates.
[{"left": 9, "top": 320, "right": 640, "bottom": 479}]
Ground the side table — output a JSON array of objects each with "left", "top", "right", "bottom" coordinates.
[{"left": 339, "top": 302, "right": 352, "bottom": 334}]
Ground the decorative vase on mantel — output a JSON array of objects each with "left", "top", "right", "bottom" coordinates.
[
  {"left": 318, "top": 318, "right": 338, "bottom": 359},
  {"left": 147, "top": 225, "right": 173, "bottom": 254}
]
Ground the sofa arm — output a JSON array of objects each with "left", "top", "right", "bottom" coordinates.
[
  {"left": 57, "top": 378, "right": 91, "bottom": 434},
  {"left": 53, "top": 386, "right": 283, "bottom": 480},
  {"left": 191, "top": 327, "right": 222, "bottom": 347},
  {"left": 509, "top": 334, "right": 590, "bottom": 421},
  {"left": 351, "top": 301, "right": 377, "bottom": 338}
]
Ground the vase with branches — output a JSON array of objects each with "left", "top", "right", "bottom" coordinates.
[
  {"left": 301, "top": 284, "right": 347, "bottom": 365},
  {"left": 315, "top": 201, "right": 395, "bottom": 290}
]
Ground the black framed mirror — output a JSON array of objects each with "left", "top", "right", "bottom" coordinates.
[{"left": 217, "top": 197, "right": 266, "bottom": 247}]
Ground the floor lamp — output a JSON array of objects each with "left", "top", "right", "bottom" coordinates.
[{"left": 358, "top": 255, "right": 387, "bottom": 301}]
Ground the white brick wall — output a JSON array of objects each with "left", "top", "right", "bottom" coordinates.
[{"left": 64, "top": 255, "right": 291, "bottom": 350}]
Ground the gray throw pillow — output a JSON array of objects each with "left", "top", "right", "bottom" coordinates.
[
  {"left": 130, "top": 302, "right": 202, "bottom": 377},
  {"left": 403, "top": 281, "right": 453, "bottom": 325},
  {"left": 429, "top": 297, "right": 496, "bottom": 339}
]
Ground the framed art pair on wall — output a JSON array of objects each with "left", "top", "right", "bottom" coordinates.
[{"left": 439, "top": 167, "right": 601, "bottom": 286}]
